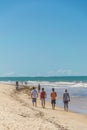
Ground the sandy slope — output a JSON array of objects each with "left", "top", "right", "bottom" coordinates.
[{"left": 0, "top": 84, "right": 87, "bottom": 130}]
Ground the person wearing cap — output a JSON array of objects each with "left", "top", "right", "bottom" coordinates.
[{"left": 63, "top": 89, "right": 70, "bottom": 111}]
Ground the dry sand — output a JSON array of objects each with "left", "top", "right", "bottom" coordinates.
[{"left": 0, "top": 84, "right": 87, "bottom": 130}]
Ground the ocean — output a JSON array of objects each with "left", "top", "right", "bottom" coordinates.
[{"left": 1, "top": 76, "right": 87, "bottom": 114}]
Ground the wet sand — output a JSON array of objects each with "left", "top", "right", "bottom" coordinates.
[{"left": 0, "top": 84, "right": 87, "bottom": 130}]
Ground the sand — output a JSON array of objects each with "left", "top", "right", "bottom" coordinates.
[{"left": 0, "top": 84, "right": 87, "bottom": 130}]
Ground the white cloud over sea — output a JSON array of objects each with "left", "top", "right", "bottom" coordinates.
[
  {"left": 0, "top": 69, "right": 82, "bottom": 77},
  {"left": 0, "top": 72, "right": 16, "bottom": 77},
  {"left": 47, "top": 69, "right": 80, "bottom": 76}
]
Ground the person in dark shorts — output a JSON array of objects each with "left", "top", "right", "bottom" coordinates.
[
  {"left": 50, "top": 88, "right": 57, "bottom": 110},
  {"left": 38, "top": 84, "right": 41, "bottom": 93},
  {"left": 63, "top": 89, "right": 70, "bottom": 112},
  {"left": 16, "top": 81, "right": 19, "bottom": 90}
]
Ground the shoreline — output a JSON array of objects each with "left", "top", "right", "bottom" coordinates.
[
  {"left": 1, "top": 82, "right": 87, "bottom": 115},
  {"left": 46, "top": 98, "right": 87, "bottom": 116},
  {"left": 44, "top": 86, "right": 87, "bottom": 115},
  {"left": 0, "top": 83, "right": 87, "bottom": 130}
]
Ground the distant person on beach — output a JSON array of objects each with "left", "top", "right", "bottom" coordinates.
[
  {"left": 50, "top": 88, "right": 57, "bottom": 110},
  {"left": 38, "top": 84, "right": 41, "bottom": 93},
  {"left": 16, "top": 81, "right": 19, "bottom": 90},
  {"left": 31, "top": 87, "right": 38, "bottom": 107},
  {"left": 40, "top": 88, "right": 46, "bottom": 108},
  {"left": 21, "top": 81, "right": 23, "bottom": 86},
  {"left": 63, "top": 89, "right": 70, "bottom": 112},
  {"left": 25, "top": 81, "right": 27, "bottom": 85}
]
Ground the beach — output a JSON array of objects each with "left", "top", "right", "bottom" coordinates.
[{"left": 0, "top": 84, "right": 87, "bottom": 130}]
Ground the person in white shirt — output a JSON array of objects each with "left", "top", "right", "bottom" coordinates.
[{"left": 31, "top": 87, "right": 38, "bottom": 107}]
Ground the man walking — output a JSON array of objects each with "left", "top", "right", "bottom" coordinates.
[
  {"left": 40, "top": 88, "right": 46, "bottom": 108},
  {"left": 50, "top": 88, "right": 57, "bottom": 110},
  {"left": 63, "top": 89, "right": 70, "bottom": 112},
  {"left": 31, "top": 87, "right": 38, "bottom": 107},
  {"left": 16, "top": 81, "right": 19, "bottom": 90}
]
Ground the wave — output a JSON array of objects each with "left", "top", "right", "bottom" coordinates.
[
  {"left": 1, "top": 80, "right": 87, "bottom": 88},
  {"left": 27, "top": 81, "right": 87, "bottom": 88}
]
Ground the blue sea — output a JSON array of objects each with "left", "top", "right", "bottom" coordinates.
[{"left": 1, "top": 76, "right": 87, "bottom": 114}]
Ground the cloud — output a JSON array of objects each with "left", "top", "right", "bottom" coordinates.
[
  {"left": 47, "top": 69, "right": 78, "bottom": 76},
  {"left": 1, "top": 72, "right": 16, "bottom": 77},
  {"left": 0, "top": 72, "right": 38, "bottom": 77},
  {"left": 0, "top": 72, "right": 28, "bottom": 77}
]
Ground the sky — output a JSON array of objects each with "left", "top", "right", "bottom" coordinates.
[{"left": 0, "top": 0, "right": 87, "bottom": 77}]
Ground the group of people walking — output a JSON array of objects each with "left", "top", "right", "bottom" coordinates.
[
  {"left": 31, "top": 85, "right": 70, "bottom": 112},
  {"left": 16, "top": 81, "right": 70, "bottom": 111}
]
